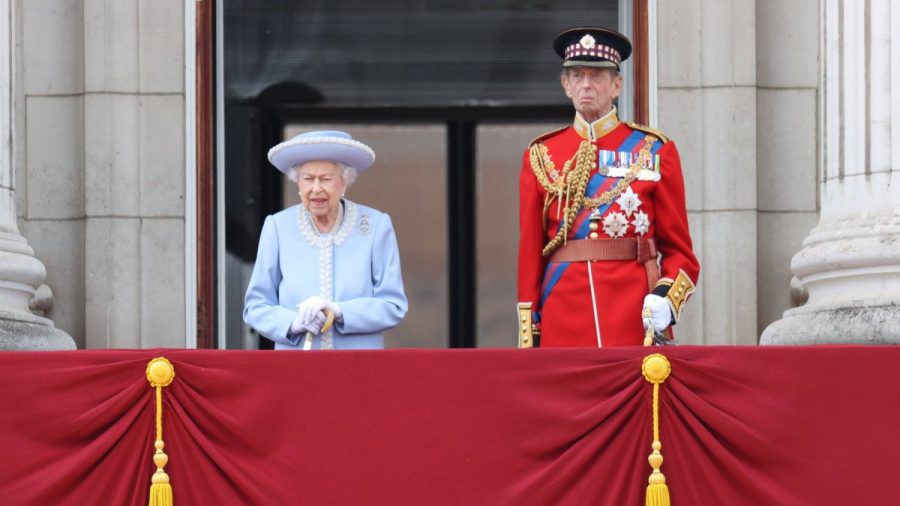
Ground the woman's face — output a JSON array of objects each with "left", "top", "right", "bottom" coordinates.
[{"left": 297, "top": 161, "right": 346, "bottom": 219}]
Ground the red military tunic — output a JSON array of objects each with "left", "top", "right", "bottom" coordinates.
[{"left": 517, "top": 109, "right": 699, "bottom": 347}]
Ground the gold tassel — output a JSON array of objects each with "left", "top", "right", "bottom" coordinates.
[
  {"left": 642, "top": 354, "right": 672, "bottom": 506},
  {"left": 146, "top": 357, "right": 176, "bottom": 506}
]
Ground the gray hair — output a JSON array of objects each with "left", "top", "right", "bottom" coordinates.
[{"left": 288, "top": 161, "right": 359, "bottom": 188}]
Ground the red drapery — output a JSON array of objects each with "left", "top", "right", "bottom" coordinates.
[{"left": 1, "top": 346, "right": 898, "bottom": 505}]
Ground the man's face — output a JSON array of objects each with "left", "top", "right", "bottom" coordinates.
[{"left": 561, "top": 67, "right": 622, "bottom": 122}]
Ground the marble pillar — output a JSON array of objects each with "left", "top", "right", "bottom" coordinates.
[
  {"left": 0, "top": 0, "right": 75, "bottom": 349},
  {"left": 761, "top": 0, "right": 900, "bottom": 344}
]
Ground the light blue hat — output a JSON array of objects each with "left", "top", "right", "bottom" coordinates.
[{"left": 267, "top": 130, "right": 376, "bottom": 175}]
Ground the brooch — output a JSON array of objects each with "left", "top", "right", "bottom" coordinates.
[{"left": 358, "top": 215, "right": 371, "bottom": 236}]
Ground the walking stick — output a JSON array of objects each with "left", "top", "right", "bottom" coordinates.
[{"left": 302, "top": 308, "right": 335, "bottom": 351}]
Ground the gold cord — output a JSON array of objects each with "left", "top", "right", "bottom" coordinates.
[
  {"left": 156, "top": 386, "right": 163, "bottom": 441},
  {"left": 642, "top": 354, "right": 672, "bottom": 506},
  {"left": 541, "top": 141, "right": 595, "bottom": 256},
  {"left": 146, "top": 358, "right": 175, "bottom": 506},
  {"left": 534, "top": 135, "right": 658, "bottom": 258}
]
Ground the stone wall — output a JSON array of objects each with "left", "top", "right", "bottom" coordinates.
[
  {"left": 15, "top": 0, "right": 186, "bottom": 348},
  {"left": 755, "top": 0, "right": 819, "bottom": 335},
  {"left": 656, "top": 0, "right": 820, "bottom": 344}
]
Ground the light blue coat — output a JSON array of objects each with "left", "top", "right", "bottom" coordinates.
[{"left": 243, "top": 201, "right": 408, "bottom": 349}]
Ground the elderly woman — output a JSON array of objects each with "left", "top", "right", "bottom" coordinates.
[{"left": 243, "top": 130, "right": 408, "bottom": 349}]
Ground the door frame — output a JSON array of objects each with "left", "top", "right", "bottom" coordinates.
[{"left": 193, "top": 1, "right": 654, "bottom": 348}]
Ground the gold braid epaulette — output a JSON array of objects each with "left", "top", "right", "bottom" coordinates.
[
  {"left": 626, "top": 121, "right": 669, "bottom": 144},
  {"left": 529, "top": 143, "right": 562, "bottom": 193},
  {"left": 527, "top": 126, "right": 569, "bottom": 194},
  {"left": 527, "top": 126, "right": 569, "bottom": 151},
  {"left": 528, "top": 127, "right": 575, "bottom": 238}
]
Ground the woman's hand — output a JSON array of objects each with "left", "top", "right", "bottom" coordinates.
[
  {"left": 298, "top": 296, "right": 328, "bottom": 325},
  {"left": 298, "top": 296, "right": 343, "bottom": 324},
  {"left": 290, "top": 310, "right": 327, "bottom": 335}
]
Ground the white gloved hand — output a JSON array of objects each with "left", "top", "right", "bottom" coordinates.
[
  {"left": 290, "top": 310, "right": 327, "bottom": 336},
  {"left": 297, "top": 296, "right": 329, "bottom": 326},
  {"left": 297, "top": 296, "right": 343, "bottom": 324},
  {"left": 642, "top": 294, "right": 674, "bottom": 333}
]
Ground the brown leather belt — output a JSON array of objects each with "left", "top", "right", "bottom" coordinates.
[{"left": 548, "top": 237, "right": 660, "bottom": 291}]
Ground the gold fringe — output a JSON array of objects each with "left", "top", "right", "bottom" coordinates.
[
  {"left": 642, "top": 354, "right": 672, "bottom": 506},
  {"left": 146, "top": 357, "right": 176, "bottom": 506}
]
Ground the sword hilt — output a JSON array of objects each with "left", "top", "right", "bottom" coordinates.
[{"left": 642, "top": 307, "right": 654, "bottom": 346}]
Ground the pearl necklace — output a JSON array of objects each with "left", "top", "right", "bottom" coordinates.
[
  {"left": 294, "top": 200, "right": 357, "bottom": 351},
  {"left": 306, "top": 202, "right": 344, "bottom": 237},
  {"left": 296, "top": 200, "right": 356, "bottom": 249}
]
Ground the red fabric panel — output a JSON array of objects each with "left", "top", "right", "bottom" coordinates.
[{"left": 1, "top": 346, "right": 898, "bottom": 505}]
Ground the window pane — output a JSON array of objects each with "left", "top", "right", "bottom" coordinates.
[
  {"left": 224, "top": 0, "right": 618, "bottom": 107},
  {"left": 476, "top": 123, "right": 562, "bottom": 348}
]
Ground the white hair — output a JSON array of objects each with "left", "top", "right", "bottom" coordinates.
[{"left": 288, "top": 161, "right": 359, "bottom": 188}]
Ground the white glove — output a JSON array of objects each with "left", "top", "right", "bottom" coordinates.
[
  {"left": 297, "top": 296, "right": 328, "bottom": 325},
  {"left": 642, "top": 294, "right": 674, "bottom": 333},
  {"left": 290, "top": 310, "right": 327, "bottom": 336},
  {"left": 297, "top": 296, "right": 343, "bottom": 325}
]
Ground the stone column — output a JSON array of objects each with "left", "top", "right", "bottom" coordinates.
[
  {"left": 0, "top": 0, "right": 74, "bottom": 350},
  {"left": 762, "top": 0, "right": 900, "bottom": 344}
]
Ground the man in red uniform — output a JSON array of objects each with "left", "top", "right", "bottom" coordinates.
[{"left": 517, "top": 27, "right": 699, "bottom": 347}]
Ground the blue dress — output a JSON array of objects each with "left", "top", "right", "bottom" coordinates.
[{"left": 243, "top": 200, "right": 408, "bottom": 349}]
